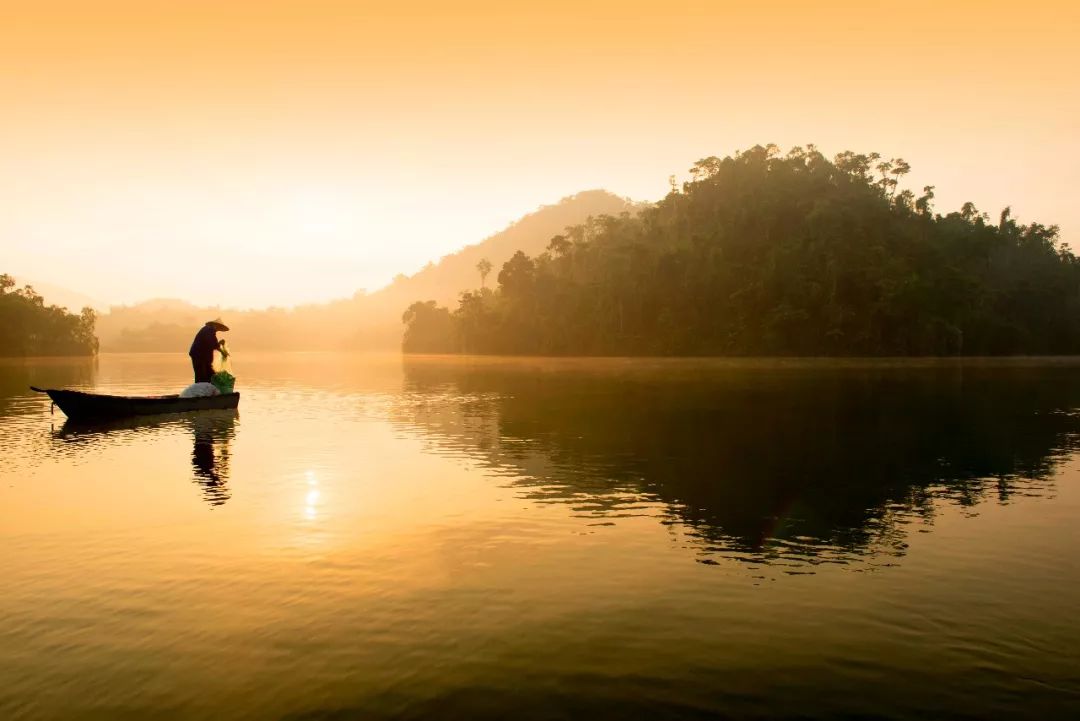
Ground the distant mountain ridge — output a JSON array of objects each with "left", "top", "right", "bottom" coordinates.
[
  {"left": 367, "top": 190, "right": 639, "bottom": 309},
  {"left": 96, "top": 189, "right": 642, "bottom": 351}
]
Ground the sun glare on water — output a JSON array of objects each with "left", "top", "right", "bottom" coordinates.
[{"left": 304, "top": 470, "right": 321, "bottom": 520}]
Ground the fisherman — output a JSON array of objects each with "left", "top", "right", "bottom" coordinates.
[{"left": 189, "top": 318, "right": 229, "bottom": 383}]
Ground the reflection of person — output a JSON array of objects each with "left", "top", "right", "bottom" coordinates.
[
  {"left": 188, "top": 318, "right": 229, "bottom": 383},
  {"left": 191, "top": 412, "right": 234, "bottom": 506},
  {"left": 192, "top": 432, "right": 219, "bottom": 480}
]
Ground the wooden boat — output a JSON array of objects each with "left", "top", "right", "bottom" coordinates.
[{"left": 30, "top": 386, "right": 240, "bottom": 420}]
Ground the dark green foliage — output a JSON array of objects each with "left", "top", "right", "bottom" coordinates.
[
  {"left": 401, "top": 301, "right": 455, "bottom": 353},
  {"left": 403, "top": 145, "right": 1079, "bottom": 356},
  {"left": 399, "top": 359, "right": 1080, "bottom": 550},
  {"left": 0, "top": 274, "right": 99, "bottom": 356}
]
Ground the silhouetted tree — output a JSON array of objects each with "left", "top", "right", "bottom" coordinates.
[
  {"left": 401, "top": 301, "right": 454, "bottom": 353},
  {"left": 476, "top": 258, "right": 493, "bottom": 289},
  {"left": 0, "top": 274, "right": 99, "bottom": 356}
]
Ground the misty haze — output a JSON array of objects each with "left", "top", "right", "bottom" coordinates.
[{"left": 3, "top": 2, "right": 1080, "bottom": 721}]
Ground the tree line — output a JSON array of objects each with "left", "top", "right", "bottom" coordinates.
[
  {"left": 0, "top": 275, "right": 99, "bottom": 356},
  {"left": 403, "top": 145, "right": 1078, "bottom": 356}
]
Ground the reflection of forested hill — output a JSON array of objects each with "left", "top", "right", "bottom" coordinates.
[
  {"left": 0, "top": 358, "right": 96, "bottom": 414},
  {"left": 96, "top": 191, "right": 637, "bottom": 352},
  {"left": 395, "top": 359, "right": 1080, "bottom": 564}
]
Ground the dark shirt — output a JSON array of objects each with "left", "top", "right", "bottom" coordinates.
[{"left": 189, "top": 324, "right": 219, "bottom": 363}]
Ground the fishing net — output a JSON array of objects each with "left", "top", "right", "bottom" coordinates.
[
  {"left": 211, "top": 342, "right": 236, "bottom": 394},
  {"left": 210, "top": 370, "right": 235, "bottom": 394}
]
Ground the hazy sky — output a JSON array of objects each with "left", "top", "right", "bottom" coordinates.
[{"left": 3, "top": 1, "right": 1077, "bottom": 309}]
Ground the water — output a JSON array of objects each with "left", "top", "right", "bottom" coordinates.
[{"left": 2, "top": 353, "right": 1080, "bottom": 720}]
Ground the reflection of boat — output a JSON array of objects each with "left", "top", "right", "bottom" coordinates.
[
  {"left": 55, "top": 410, "right": 238, "bottom": 506},
  {"left": 55, "top": 409, "right": 236, "bottom": 438},
  {"left": 31, "top": 386, "right": 239, "bottom": 420}
]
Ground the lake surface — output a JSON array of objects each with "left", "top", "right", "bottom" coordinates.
[{"left": 2, "top": 353, "right": 1079, "bottom": 720}]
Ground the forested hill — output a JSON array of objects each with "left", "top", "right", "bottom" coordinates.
[
  {"left": 344, "top": 190, "right": 638, "bottom": 347},
  {"left": 403, "top": 145, "right": 1078, "bottom": 356},
  {"left": 96, "top": 190, "right": 636, "bottom": 351},
  {"left": 363, "top": 190, "right": 637, "bottom": 311},
  {"left": 0, "top": 274, "right": 99, "bottom": 357}
]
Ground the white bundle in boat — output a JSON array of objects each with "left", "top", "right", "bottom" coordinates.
[{"left": 179, "top": 382, "right": 221, "bottom": 398}]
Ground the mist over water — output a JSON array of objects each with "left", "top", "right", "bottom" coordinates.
[{"left": 2, "top": 353, "right": 1079, "bottom": 719}]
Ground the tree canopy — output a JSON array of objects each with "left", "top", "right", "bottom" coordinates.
[
  {"left": 403, "top": 145, "right": 1078, "bottom": 356},
  {"left": 0, "top": 274, "right": 99, "bottom": 356}
]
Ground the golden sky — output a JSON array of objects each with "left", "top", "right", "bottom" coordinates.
[{"left": 2, "top": 1, "right": 1078, "bottom": 308}]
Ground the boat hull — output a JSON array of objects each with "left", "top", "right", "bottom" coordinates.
[{"left": 31, "top": 387, "right": 240, "bottom": 420}]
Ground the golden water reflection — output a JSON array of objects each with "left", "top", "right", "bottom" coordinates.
[
  {"left": 2, "top": 354, "right": 1080, "bottom": 720},
  {"left": 53, "top": 409, "right": 238, "bottom": 507}
]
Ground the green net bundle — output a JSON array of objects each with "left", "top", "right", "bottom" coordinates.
[
  {"left": 211, "top": 370, "right": 236, "bottom": 394},
  {"left": 211, "top": 340, "right": 236, "bottom": 394}
]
